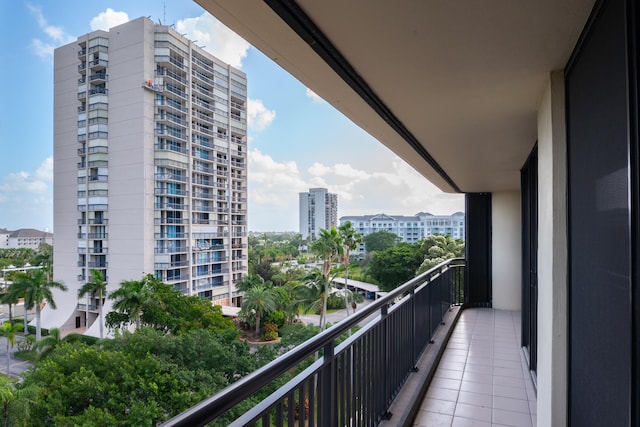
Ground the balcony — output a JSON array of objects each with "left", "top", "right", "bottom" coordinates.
[
  {"left": 162, "top": 258, "right": 470, "bottom": 426},
  {"left": 89, "top": 59, "right": 108, "bottom": 70},
  {"left": 155, "top": 246, "right": 188, "bottom": 254},
  {"left": 88, "top": 247, "right": 108, "bottom": 254},
  {"left": 89, "top": 87, "right": 108, "bottom": 96},
  {"left": 88, "top": 218, "right": 108, "bottom": 225},
  {"left": 89, "top": 72, "right": 107, "bottom": 82},
  {"left": 409, "top": 308, "right": 536, "bottom": 427}
]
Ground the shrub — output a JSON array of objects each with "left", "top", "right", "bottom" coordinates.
[
  {"left": 64, "top": 333, "right": 99, "bottom": 346},
  {"left": 264, "top": 310, "right": 285, "bottom": 328},
  {"left": 261, "top": 330, "right": 278, "bottom": 341},
  {"left": 326, "top": 294, "right": 346, "bottom": 310},
  {"left": 261, "top": 322, "right": 279, "bottom": 341}
]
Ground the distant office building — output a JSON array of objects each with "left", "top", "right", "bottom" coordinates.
[
  {"left": 50, "top": 17, "right": 248, "bottom": 336},
  {"left": 299, "top": 188, "right": 338, "bottom": 241},
  {"left": 340, "top": 211, "right": 465, "bottom": 253},
  {"left": 0, "top": 228, "right": 53, "bottom": 249}
]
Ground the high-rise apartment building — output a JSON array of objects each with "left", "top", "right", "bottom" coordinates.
[
  {"left": 299, "top": 188, "right": 338, "bottom": 241},
  {"left": 48, "top": 17, "right": 248, "bottom": 335}
]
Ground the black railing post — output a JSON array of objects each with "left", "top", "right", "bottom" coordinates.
[
  {"left": 318, "top": 341, "right": 336, "bottom": 426},
  {"left": 380, "top": 303, "right": 392, "bottom": 420},
  {"left": 409, "top": 288, "right": 417, "bottom": 363}
]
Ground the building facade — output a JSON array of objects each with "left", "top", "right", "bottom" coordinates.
[
  {"left": 0, "top": 228, "right": 53, "bottom": 249},
  {"left": 340, "top": 212, "right": 465, "bottom": 250},
  {"left": 193, "top": 1, "right": 640, "bottom": 424},
  {"left": 299, "top": 188, "right": 338, "bottom": 240},
  {"left": 49, "top": 17, "right": 248, "bottom": 336}
]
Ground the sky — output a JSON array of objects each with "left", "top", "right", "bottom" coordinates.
[{"left": 0, "top": 1, "right": 464, "bottom": 232}]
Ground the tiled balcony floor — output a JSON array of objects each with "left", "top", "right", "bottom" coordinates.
[{"left": 414, "top": 308, "right": 536, "bottom": 427}]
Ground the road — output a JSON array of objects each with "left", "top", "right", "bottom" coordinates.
[
  {"left": 297, "top": 297, "right": 379, "bottom": 328},
  {"left": 0, "top": 336, "right": 33, "bottom": 378}
]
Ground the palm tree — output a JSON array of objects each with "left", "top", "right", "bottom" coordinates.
[
  {"left": 298, "top": 268, "right": 330, "bottom": 329},
  {"left": 109, "top": 275, "right": 158, "bottom": 329},
  {"left": 235, "top": 274, "right": 265, "bottom": 293},
  {"left": 0, "top": 292, "right": 17, "bottom": 326},
  {"left": 8, "top": 269, "right": 66, "bottom": 342},
  {"left": 0, "top": 375, "right": 37, "bottom": 427},
  {"left": 34, "top": 327, "right": 62, "bottom": 361},
  {"left": 339, "top": 221, "right": 363, "bottom": 315},
  {"left": 6, "top": 273, "right": 32, "bottom": 335},
  {"left": 77, "top": 269, "right": 107, "bottom": 338},
  {"left": 0, "top": 322, "right": 21, "bottom": 376},
  {"left": 241, "top": 285, "right": 278, "bottom": 334},
  {"left": 310, "top": 227, "right": 343, "bottom": 327}
]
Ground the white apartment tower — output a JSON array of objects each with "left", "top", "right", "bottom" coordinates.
[
  {"left": 49, "top": 17, "right": 248, "bottom": 335},
  {"left": 299, "top": 188, "right": 338, "bottom": 241}
]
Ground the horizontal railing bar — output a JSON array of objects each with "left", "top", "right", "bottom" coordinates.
[{"left": 228, "top": 358, "right": 324, "bottom": 426}]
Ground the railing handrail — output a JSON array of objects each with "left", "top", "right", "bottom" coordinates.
[{"left": 161, "top": 257, "right": 465, "bottom": 426}]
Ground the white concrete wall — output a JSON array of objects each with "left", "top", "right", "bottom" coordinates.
[
  {"left": 491, "top": 191, "right": 521, "bottom": 311},
  {"left": 48, "top": 40, "right": 87, "bottom": 332},
  {"left": 107, "top": 17, "right": 157, "bottom": 285},
  {"left": 536, "top": 70, "right": 567, "bottom": 427}
]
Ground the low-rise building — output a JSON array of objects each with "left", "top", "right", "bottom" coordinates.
[
  {"left": 0, "top": 228, "right": 53, "bottom": 249},
  {"left": 340, "top": 212, "right": 465, "bottom": 253}
]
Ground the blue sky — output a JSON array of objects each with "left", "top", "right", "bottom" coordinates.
[{"left": 0, "top": 1, "right": 464, "bottom": 232}]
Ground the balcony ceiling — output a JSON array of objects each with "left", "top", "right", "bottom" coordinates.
[{"left": 196, "top": 0, "right": 595, "bottom": 193}]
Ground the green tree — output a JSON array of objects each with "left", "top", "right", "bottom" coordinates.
[
  {"left": 34, "top": 327, "right": 62, "bottom": 361},
  {"left": 297, "top": 268, "right": 333, "bottom": 330},
  {"left": 0, "top": 376, "right": 37, "bottom": 427},
  {"left": 367, "top": 242, "right": 424, "bottom": 291},
  {"left": 0, "top": 291, "right": 17, "bottom": 326},
  {"left": 106, "top": 275, "right": 235, "bottom": 335},
  {"left": 18, "top": 328, "right": 262, "bottom": 426},
  {"left": 0, "top": 322, "right": 21, "bottom": 376},
  {"left": 6, "top": 273, "right": 32, "bottom": 334},
  {"left": 416, "top": 235, "right": 465, "bottom": 274},
  {"left": 142, "top": 281, "right": 235, "bottom": 335},
  {"left": 241, "top": 285, "right": 278, "bottom": 334},
  {"left": 235, "top": 273, "right": 265, "bottom": 293},
  {"left": 362, "top": 230, "right": 399, "bottom": 252},
  {"left": 310, "top": 227, "right": 343, "bottom": 327},
  {"left": 339, "top": 221, "right": 362, "bottom": 315},
  {"left": 252, "top": 261, "right": 276, "bottom": 283},
  {"left": 31, "top": 243, "right": 53, "bottom": 275},
  {"left": 77, "top": 269, "right": 108, "bottom": 339},
  {"left": 9, "top": 269, "right": 66, "bottom": 342},
  {"left": 107, "top": 275, "right": 159, "bottom": 330}
]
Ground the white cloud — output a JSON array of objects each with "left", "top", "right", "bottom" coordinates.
[
  {"left": 90, "top": 8, "right": 130, "bottom": 31},
  {"left": 0, "top": 157, "right": 53, "bottom": 230},
  {"left": 306, "top": 88, "right": 324, "bottom": 103},
  {"left": 34, "top": 157, "right": 54, "bottom": 182},
  {"left": 308, "top": 162, "right": 370, "bottom": 180},
  {"left": 176, "top": 12, "right": 250, "bottom": 68},
  {"left": 247, "top": 98, "right": 276, "bottom": 132},
  {"left": 30, "top": 39, "right": 56, "bottom": 60},
  {"left": 247, "top": 150, "right": 464, "bottom": 231},
  {"left": 249, "top": 149, "right": 306, "bottom": 205},
  {"left": 0, "top": 157, "right": 52, "bottom": 195},
  {"left": 27, "top": 3, "right": 75, "bottom": 60}
]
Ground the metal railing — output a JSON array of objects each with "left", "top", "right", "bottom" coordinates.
[{"left": 162, "top": 258, "right": 465, "bottom": 426}]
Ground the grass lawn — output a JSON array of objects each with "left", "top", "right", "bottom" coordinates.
[{"left": 14, "top": 350, "right": 36, "bottom": 362}]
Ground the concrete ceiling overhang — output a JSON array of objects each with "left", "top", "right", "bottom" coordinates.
[{"left": 196, "top": 0, "right": 595, "bottom": 193}]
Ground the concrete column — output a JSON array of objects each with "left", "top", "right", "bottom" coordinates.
[
  {"left": 491, "top": 191, "right": 521, "bottom": 311},
  {"left": 536, "top": 70, "right": 567, "bottom": 427}
]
